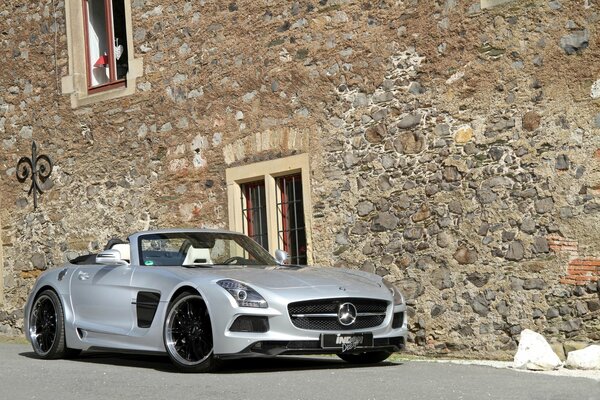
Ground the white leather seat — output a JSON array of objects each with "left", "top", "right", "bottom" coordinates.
[
  {"left": 111, "top": 243, "right": 131, "bottom": 262},
  {"left": 183, "top": 247, "right": 213, "bottom": 265}
]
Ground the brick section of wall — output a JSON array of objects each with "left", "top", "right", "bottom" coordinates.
[
  {"left": 548, "top": 234, "right": 600, "bottom": 285},
  {"left": 560, "top": 258, "right": 600, "bottom": 285},
  {"left": 547, "top": 234, "right": 579, "bottom": 255}
]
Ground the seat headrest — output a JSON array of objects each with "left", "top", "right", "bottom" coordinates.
[{"left": 183, "top": 247, "right": 213, "bottom": 265}]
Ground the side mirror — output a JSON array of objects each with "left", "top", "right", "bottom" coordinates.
[
  {"left": 96, "top": 249, "right": 129, "bottom": 266},
  {"left": 275, "top": 249, "right": 290, "bottom": 265}
]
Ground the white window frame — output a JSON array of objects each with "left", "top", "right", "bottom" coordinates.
[{"left": 226, "top": 153, "right": 313, "bottom": 264}]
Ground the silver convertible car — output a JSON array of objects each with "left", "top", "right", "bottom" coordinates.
[{"left": 24, "top": 229, "right": 408, "bottom": 372}]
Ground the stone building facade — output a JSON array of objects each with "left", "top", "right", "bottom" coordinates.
[{"left": 1, "top": 0, "right": 599, "bottom": 357}]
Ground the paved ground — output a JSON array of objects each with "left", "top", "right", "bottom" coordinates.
[{"left": 1, "top": 343, "right": 599, "bottom": 400}]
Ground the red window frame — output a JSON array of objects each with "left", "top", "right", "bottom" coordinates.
[
  {"left": 241, "top": 181, "right": 269, "bottom": 251},
  {"left": 82, "top": 0, "right": 126, "bottom": 93},
  {"left": 276, "top": 174, "right": 307, "bottom": 265}
]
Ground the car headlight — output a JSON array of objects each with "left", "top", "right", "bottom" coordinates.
[
  {"left": 217, "top": 279, "right": 268, "bottom": 308},
  {"left": 383, "top": 280, "right": 404, "bottom": 305}
]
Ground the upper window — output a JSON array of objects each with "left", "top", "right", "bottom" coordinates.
[
  {"left": 61, "top": 0, "right": 143, "bottom": 107},
  {"left": 83, "top": 0, "right": 128, "bottom": 92},
  {"left": 227, "top": 154, "right": 313, "bottom": 265}
]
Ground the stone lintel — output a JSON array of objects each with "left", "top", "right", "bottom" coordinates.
[{"left": 481, "top": 0, "right": 516, "bottom": 9}]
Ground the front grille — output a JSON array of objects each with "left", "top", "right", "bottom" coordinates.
[
  {"left": 291, "top": 316, "right": 386, "bottom": 330},
  {"left": 288, "top": 298, "right": 388, "bottom": 331}
]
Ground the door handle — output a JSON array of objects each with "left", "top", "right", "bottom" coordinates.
[{"left": 78, "top": 271, "right": 90, "bottom": 281}]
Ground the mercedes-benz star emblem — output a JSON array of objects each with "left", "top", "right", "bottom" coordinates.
[{"left": 337, "top": 303, "right": 357, "bottom": 326}]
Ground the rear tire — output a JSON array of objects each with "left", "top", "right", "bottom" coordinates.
[
  {"left": 337, "top": 350, "right": 392, "bottom": 364},
  {"left": 164, "top": 293, "right": 217, "bottom": 373},
  {"left": 29, "top": 290, "right": 68, "bottom": 359}
]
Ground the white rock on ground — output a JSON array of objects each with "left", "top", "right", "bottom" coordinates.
[
  {"left": 566, "top": 345, "right": 600, "bottom": 370},
  {"left": 513, "top": 329, "right": 563, "bottom": 371}
]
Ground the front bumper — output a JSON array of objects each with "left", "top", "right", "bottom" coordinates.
[
  {"left": 218, "top": 335, "right": 406, "bottom": 359},
  {"left": 205, "top": 285, "right": 409, "bottom": 357}
]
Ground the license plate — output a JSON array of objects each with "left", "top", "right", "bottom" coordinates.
[{"left": 321, "top": 333, "right": 374, "bottom": 352}]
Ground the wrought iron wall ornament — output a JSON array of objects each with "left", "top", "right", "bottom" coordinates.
[{"left": 16, "top": 141, "right": 53, "bottom": 210}]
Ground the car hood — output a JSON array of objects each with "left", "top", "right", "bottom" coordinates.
[{"left": 180, "top": 265, "right": 384, "bottom": 292}]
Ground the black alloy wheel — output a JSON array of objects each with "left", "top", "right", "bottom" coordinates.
[
  {"left": 29, "top": 290, "right": 70, "bottom": 359},
  {"left": 164, "top": 293, "right": 216, "bottom": 372}
]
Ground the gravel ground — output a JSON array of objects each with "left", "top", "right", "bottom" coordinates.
[
  {"left": 2, "top": 343, "right": 600, "bottom": 400},
  {"left": 3, "top": 335, "right": 599, "bottom": 383},
  {"left": 418, "top": 359, "right": 600, "bottom": 382}
]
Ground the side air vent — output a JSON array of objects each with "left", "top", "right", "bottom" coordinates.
[{"left": 230, "top": 316, "right": 269, "bottom": 333}]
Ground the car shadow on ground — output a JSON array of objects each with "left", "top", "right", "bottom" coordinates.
[
  {"left": 19, "top": 350, "right": 401, "bottom": 374},
  {"left": 216, "top": 356, "right": 401, "bottom": 374}
]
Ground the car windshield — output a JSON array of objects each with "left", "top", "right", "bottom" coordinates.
[{"left": 137, "top": 232, "right": 278, "bottom": 267}]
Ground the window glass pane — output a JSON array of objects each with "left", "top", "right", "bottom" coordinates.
[
  {"left": 241, "top": 181, "right": 269, "bottom": 251},
  {"left": 277, "top": 174, "right": 307, "bottom": 265},
  {"left": 86, "top": 0, "right": 110, "bottom": 86},
  {"left": 111, "top": 0, "right": 128, "bottom": 80}
]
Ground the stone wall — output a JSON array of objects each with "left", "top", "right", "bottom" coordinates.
[{"left": 1, "top": 0, "right": 599, "bottom": 357}]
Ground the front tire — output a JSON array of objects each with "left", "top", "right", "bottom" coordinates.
[
  {"left": 164, "top": 293, "right": 216, "bottom": 373},
  {"left": 29, "top": 290, "right": 68, "bottom": 359},
  {"left": 337, "top": 350, "right": 392, "bottom": 364}
]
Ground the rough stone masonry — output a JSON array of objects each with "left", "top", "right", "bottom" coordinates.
[{"left": 1, "top": 0, "right": 600, "bottom": 358}]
